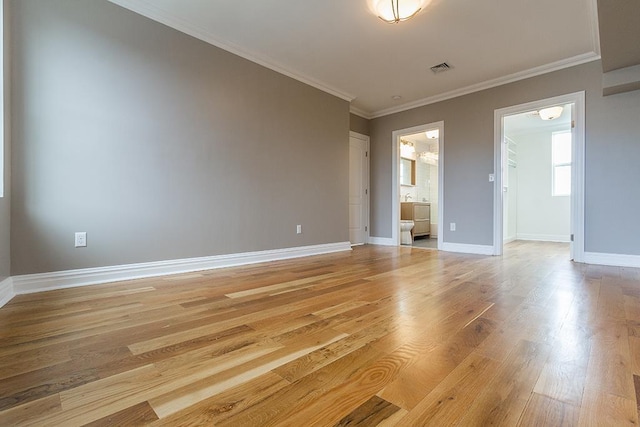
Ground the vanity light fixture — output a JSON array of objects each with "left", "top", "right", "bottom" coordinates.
[
  {"left": 373, "top": 0, "right": 425, "bottom": 24},
  {"left": 400, "top": 139, "right": 415, "bottom": 152},
  {"left": 400, "top": 139, "right": 416, "bottom": 158},
  {"left": 538, "top": 106, "right": 564, "bottom": 121}
]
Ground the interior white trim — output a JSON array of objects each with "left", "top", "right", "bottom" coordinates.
[
  {"left": 584, "top": 252, "right": 640, "bottom": 269},
  {"left": 493, "top": 91, "right": 586, "bottom": 262},
  {"left": 107, "top": 0, "right": 355, "bottom": 103},
  {"left": 441, "top": 243, "right": 494, "bottom": 256},
  {"left": 0, "top": 277, "right": 14, "bottom": 308},
  {"left": 588, "top": 0, "right": 601, "bottom": 56},
  {"left": 349, "top": 106, "right": 371, "bottom": 120},
  {"left": 516, "top": 234, "right": 571, "bottom": 243},
  {"left": 370, "top": 53, "right": 599, "bottom": 119},
  {"left": 392, "top": 121, "right": 444, "bottom": 251},
  {"left": 11, "top": 242, "right": 352, "bottom": 295},
  {"left": 367, "top": 236, "right": 396, "bottom": 246}
]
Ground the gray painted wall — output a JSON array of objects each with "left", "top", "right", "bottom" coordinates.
[
  {"left": 370, "top": 60, "right": 640, "bottom": 255},
  {"left": 350, "top": 113, "right": 370, "bottom": 136},
  {"left": 0, "top": 2, "right": 10, "bottom": 282},
  {"left": 10, "top": 0, "right": 349, "bottom": 275}
]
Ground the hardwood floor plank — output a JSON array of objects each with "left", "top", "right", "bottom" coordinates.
[
  {"left": 585, "top": 320, "right": 635, "bottom": 400},
  {"left": 457, "top": 339, "right": 552, "bottom": 426},
  {"left": 83, "top": 401, "right": 159, "bottom": 426},
  {"left": 578, "top": 391, "right": 638, "bottom": 426},
  {"left": 266, "top": 348, "right": 415, "bottom": 426},
  {"left": 334, "top": 395, "right": 402, "bottom": 426},
  {"left": 0, "top": 394, "right": 62, "bottom": 426},
  {"left": 634, "top": 375, "right": 640, "bottom": 422},
  {"left": 147, "top": 372, "right": 289, "bottom": 426},
  {"left": 516, "top": 393, "right": 579, "bottom": 426},
  {"left": 397, "top": 353, "right": 500, "bottom": 426},
  {"left": 149, "top": 330, "right": 348, "bottom": 418},
  {"left": 630, "top": 337, "right": 640, "bottom": 376},
  {"left": 206, "top": 344, "right": 386, "bottom": 426},
  {"left": 533, "top": 361, "right": 588, "bottom": 406},
  {"left": 379, "top": 315, "right": 496, "bottom": 410}
]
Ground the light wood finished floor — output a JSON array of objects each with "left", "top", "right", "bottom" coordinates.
[{"left": 1, "top": 242, "right": 640, "bottom": 426}]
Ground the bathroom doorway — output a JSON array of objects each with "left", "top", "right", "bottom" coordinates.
[
  {"left": 392, "top": 122, "right": 443, "bottom": 250},
  {"left": 494, "top": 92, "right": 585, "bottom": 261}
]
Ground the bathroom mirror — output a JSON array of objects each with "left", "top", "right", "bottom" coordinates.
[{"left": 400, "top": 158, "right": 416, "bottom": 186}]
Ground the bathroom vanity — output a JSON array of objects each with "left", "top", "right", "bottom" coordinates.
[{"left": 401, "top": 202, "right": 430, "bottom": 239}]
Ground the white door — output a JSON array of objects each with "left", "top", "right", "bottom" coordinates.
[{"left": 349, "top": 134, "right": 369, "bottom": 245}]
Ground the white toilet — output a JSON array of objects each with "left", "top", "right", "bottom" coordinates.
[{"left": 400, "top": 220, "right": 414, "bottom": 245}]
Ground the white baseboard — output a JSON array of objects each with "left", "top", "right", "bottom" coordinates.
[
  {"left": 12, "top": 242, "right": 352, "bottom": 295},
  {"left": 441, "top": 242, "right": 494, "bottom": 256},
  {"left": 503, "top": 236, "right": 517, "bottom": 244},
  {"left": 516, "top": 234, "right": 571, "bottom": 243},
  {"left": 0, "top": 277, "right": 14, "bottom": 308},
  {"left": 368, "top": 236, "right": 397, "bottom": 246},
  {"left": 583, "top": 252, "right": 640, "bottom": 268}
]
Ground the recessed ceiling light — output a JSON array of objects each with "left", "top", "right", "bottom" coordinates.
[{"left": 392, "top": 95, "right": 402, "bottom": 100}]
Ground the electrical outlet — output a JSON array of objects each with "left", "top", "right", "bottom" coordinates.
[
  {"left": 489, "top": 174, "right": 495, "bottom": 182},
  {"left": 75, "top": 232, "right": 87, "bottom": 247},
  {"left": 296, "top": 225, "right": 302, "bottom": 234},
  {"left": 450, "top": 223, "right": 456, "bottom": 232}
]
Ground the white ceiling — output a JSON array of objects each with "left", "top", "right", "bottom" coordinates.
[{"left": 108, "top": 0, "right": 601, "bottom": 118}]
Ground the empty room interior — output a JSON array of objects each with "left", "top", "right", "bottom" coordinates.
[{"left": 1, "top": 0, "right": 640, "bottom": 425}]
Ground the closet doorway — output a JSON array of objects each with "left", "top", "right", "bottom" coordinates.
[{"left": 494, "top": 92, "right": 585, "bottom": 261}]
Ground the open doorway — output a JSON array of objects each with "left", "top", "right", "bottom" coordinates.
[
  {"left": 391, "top": 122, "right": 444, "bottom": 250},
  {"left": 494, "top": 92, "right": 585, "bottom": 261},
  {"left": 503, "top": 105, "right": 572, "bottom": 247}
]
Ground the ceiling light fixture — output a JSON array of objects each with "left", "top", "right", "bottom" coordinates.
[
  {"left": 374, "top": 0, "right": 425, "bottom": 24},
  {"left": 425, "top": 129, "right": 439, "bottom": 139},
  {"left": 538, "top": 106, "right": 564, "bottom": 121}
]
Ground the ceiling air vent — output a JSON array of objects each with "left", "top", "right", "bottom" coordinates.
[{"left": 430, "top": 62, "right": 451, "bottom": 74}]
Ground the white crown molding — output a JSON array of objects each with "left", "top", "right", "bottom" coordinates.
[
  {"left": 349, "top": 106, "right": 373, "bottom": 120},
  {"left": 107, "top": 0, "right": 355, "bottom": 103},
  {"left": 588, "top": 0, "right": 602, "bottom": 56},
  {"left": 0, "top": 277, "right": 14, "bottom": 309},
  {"left": 584, "top": 252, "right": 640, "bottom": 268},
  {"left": 441, "top": 242, "right": 495, "bottom": 256},
  {"left": 368, "top": 52, "right": 601, "bottom": 119},
  {"left": 12, "top": 242, "right": 351, "bottom": 295}
]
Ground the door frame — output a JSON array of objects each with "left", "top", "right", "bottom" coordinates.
[
  {"left": 349, "top": 131, "right": 370, "bottom": 245},
  {"left": 391, "top": 121, "right": 444, "bottom": 248},
  {"left": 493, "top": 91, "right": 585, "bottom": 261}
]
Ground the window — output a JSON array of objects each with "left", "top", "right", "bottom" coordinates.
[{"left": 552, "top": 130, "right": 572, "bottom": 196}]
